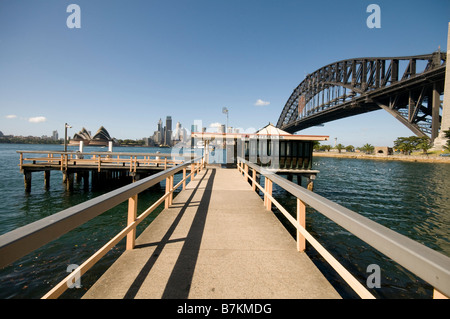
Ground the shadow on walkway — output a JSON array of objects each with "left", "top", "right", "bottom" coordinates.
[{"left": 123, "top": 169, "right": 216, "bottom": 299}]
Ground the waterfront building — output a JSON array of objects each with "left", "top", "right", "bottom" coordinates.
[
  {"left": 191, "top": 123, "right": 328, "bottom": 171},
  {"left": 70, "top": 126, "right": 112, "bottom": 146}
]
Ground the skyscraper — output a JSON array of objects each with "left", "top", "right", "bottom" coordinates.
[
  {"left": 52, "top": 130, "right": 59, "bottom": 141},
  {"left": 165, "top": 116, "right": 172, "bottom": 146}
]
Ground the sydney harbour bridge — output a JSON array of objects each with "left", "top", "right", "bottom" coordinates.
[{"left": 276, "top": 51, "right": 447, "bottom": 141}]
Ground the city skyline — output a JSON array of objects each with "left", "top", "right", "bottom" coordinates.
[{"left": 1, "top": 1, "right": 449, "bottom": 147}]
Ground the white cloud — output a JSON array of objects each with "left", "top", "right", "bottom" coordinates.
[
  {"left": 5, "top": 114, "right": 17, "bottom": 119},
  {"left": 254, "top": 99, "right": 270, "bottom": 106},
  {"left": 28, "top": 116, "right": 47, "bottom": 123}
]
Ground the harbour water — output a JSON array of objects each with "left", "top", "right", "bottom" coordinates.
[{"left": 0, "top": 144, "right": 449, "bottom": 299}]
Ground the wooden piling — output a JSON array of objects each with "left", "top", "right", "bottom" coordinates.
[
  {"left": 24, "top": 171, "right": 32, "bottom": 192},
  {"left": 44, "top": 171, "right": 50, "bottom": 190},
  {"left": 80, "top": 171, "right": 88, "bottom": 190},
  {"left": 296, "top": 175, "right": 302, "bottom": 186},
  {"left": 66, "top": 172, "right": 74, "bottom": 191}
]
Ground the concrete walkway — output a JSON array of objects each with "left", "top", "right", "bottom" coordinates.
[{"left": 83, "top": 167, "right": 340, "bottom": 299}]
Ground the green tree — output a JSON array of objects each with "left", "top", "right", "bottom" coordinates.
[
  {"left": 417, "top": 136, "right": 431, "bottom": 155},
  {"left": 394, "top": 136, "right": 430, "bottom": 155},
  {"left": 313, "top": 141, "right": 321, "bottom": 151},
  {"left": 335, "top": 143, "right": 345, "bottom": 153},
  {"left": 345, "top": 145, "right": 354, "bottom": 152},
  {"left": 394, "top": 137, "right": 415, "bottom": 155},
  {"left": 361, "top": 143, "right": 374, "bottom": 154},
  {"left": 444, "top": 129, "right": 450, "bottom": 152}
]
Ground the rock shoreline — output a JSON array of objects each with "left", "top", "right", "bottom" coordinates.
[{"left": 313, "top": 151, "right": 450, "bottom": 164}]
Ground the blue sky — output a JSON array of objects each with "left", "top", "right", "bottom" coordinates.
[{"left": 0, "top": 0, "right": 449, "bottom": 147}]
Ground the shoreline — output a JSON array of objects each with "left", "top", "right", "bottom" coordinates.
[{"left": 313, "top": 151, "right": 450, "bottom": 164}]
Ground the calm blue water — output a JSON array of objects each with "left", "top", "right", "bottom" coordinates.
[
  {"left": 272, "top": 156, "right": 450, "bottom": 299},
  {"left": 0, "top": 144, "right": 186, "bottom": 299},
  {"left": 0, "top": 144, "right": 449, "bottom": 298}
]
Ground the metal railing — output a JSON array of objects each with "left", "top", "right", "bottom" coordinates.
[
  {"left": 237, "top": 157, "right": 450, "bottom": 299},
  {"left": 0, "top": 156, "right": 205, "bottom": 299}
]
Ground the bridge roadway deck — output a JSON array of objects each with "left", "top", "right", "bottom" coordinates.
[{"left": 83, "top": 167, "right": 340, "bottom": 299}]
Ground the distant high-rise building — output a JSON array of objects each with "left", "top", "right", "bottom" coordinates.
[
  {"left": 166, "top": 116, "right": 172, "bottom": 131},
  {"left": 165, "top": 116, "right": 172, "bottom": 146},
  {"left": 173, "top": 122, "right": 188, "bottom": 142},
  {"left": 152, "top": 116, "right": 178, "bottom": 146},
  {"left": 157, "top": 118, "right": 163, "bottom": 134},
  {"left": 52, "top": 130, "right": 59, "bottom": 141},
  {"left": 152, "top": 118, "right": 164, "bottom": 145}
]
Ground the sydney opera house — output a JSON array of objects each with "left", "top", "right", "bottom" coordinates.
[{"left": 70, "top": 126, "right": 113, "bottom": 146}]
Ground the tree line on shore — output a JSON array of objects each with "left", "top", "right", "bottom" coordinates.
[
  {"left": 314, "top": 142, "right": 375, "bottom": 154},
  {"left": 0, "top": 135, "right": 147, "bottom": 147},
  {"left": 314, "top": 129, "right": 450, "bottom": 155}
]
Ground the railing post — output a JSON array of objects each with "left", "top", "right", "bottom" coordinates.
[
  {"left": 297, "top": 198, "right": 306, "bottom": 252},
  {"left": 263, "top": 176, "right": 273, "bottom": 210},
  {"left": 252, "top": 168, "right": 256, "bottom": 191},
  {"left": 183, "top": 167, "right": 186, "bottom": 190},
  {"left": 165, "top": 174, "right": 173, "bottom": 209},
  {"left": 264, "top": 176, "right": 268, "bottom": 208},
  {"left": 433, "top": 289, "right": 449, "bottom": 299},
  {"left": 126, "top": 194, "right": 138, "bottom": 250},
  {"left": 191, "top": 163, "right": 195, "bottom": 180},
  {"left": 169, "top": 175, "right": 174, "bottom": 206},
  {"left": 244, "top": 164, "right": 248, "bottom": 181}
]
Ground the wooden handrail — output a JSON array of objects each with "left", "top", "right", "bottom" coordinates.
[
  {"left": 237, "top": 157, "right": 450, "bottom": 299},
  {"left": 238, "top": 159, "right": 374, "bottom": 299},
  {"left": 0, "top": 156, "right": 204, "bottom": 298},
  {"left": 17, "top": 150, "right": 185, "bottom": 173}
]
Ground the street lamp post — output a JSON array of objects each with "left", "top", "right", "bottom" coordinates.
[
  {"left": 222, "top": 107, "right": 229, "bottom": 133},
  {"left": 64, "top": 123, "right": 72, "bottom": 152}
]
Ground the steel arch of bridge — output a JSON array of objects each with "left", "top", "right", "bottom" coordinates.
[{"left": 277, "top": 52, "right": 446, "bottom": 139}]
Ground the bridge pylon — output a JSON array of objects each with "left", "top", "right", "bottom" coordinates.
[{"left": 433, "top": 22, "right": 450, "bottom": 149}]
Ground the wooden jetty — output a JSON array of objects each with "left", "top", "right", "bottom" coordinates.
[
  {"left": 17, "top": 150, "right": 186, "bottom": 192},
  {"left": 82, "top": 166, "right": 340, "bottom": 299},
  {"left": 1, "top": 155, "right": 449, "bottom": 299}
]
